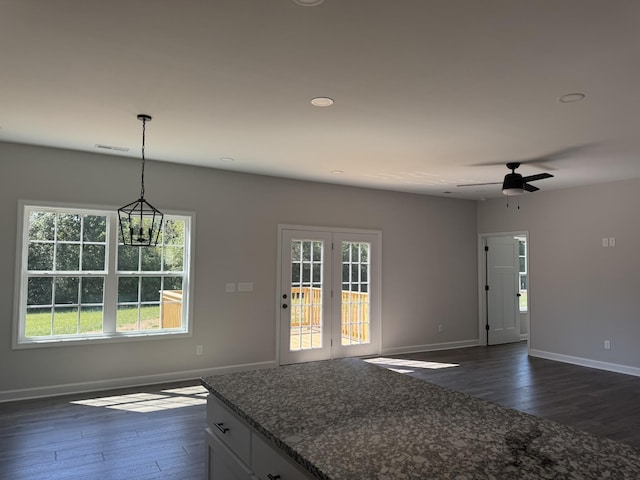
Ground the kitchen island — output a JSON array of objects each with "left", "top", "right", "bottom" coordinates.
[{"left": 201, "top": 357, "right": 640, "bottom": 479}]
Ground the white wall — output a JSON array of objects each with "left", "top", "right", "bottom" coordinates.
[
  {"left": 478, "top": 180, "right": 640, "bottom": 373},
  {"left": 0, "top": 141, "right": 479, "bottom": 400}
]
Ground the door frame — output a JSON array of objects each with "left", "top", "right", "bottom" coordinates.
[
  {"left": 477, "top": 231, "right": 529, "bottom": 349},
  {"left": 276, "top": 224, "right": 382, "bottom": 366}
]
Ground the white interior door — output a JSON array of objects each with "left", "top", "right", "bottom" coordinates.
[
  {"left": 485, "top": 235, "right": 521, "bottom": 345},
  {"left": 279, "top": 227, "right": 380, "bottom": 365}
]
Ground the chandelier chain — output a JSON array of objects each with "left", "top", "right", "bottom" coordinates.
[{"left": 140, "top": 117, "right": 146, "bottom": 199}]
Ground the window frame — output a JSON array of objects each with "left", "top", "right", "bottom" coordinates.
[{"left": 13, "top": 200, "right": 195, "bottom": 349}]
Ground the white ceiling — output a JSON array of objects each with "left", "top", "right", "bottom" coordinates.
[{"left": 2, "top": 0, "right": 640, "bottom": 199}]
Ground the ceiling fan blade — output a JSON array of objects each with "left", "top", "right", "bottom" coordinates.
[
  {"left": 521, "top": 172, "right": 553, "bottom": 182},
  {"left": 456, "top": 182, "right": 502, "bottom": 187},
  {"left": 523, "top": 183, "right": 539, "bottom": 192},
  {"left": 469, "top": 143, "right": 596, "bottom": 168}
]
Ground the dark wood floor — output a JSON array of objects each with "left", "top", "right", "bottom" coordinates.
[
  {"left": 0, "top": 381, "right": 206, "bottom": 480},
  {"left": 388, "top": 341, "right": 640, "bottom": 449},
  {"left": 1, "top": 342, "right": 640, "bottom": 479}
]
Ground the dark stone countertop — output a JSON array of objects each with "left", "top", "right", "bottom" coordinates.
[{"left": 202, "top": 357, "right": 640, "bottom": 479}]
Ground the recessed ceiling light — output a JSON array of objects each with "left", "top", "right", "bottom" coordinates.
[
  {"left": 558, "top": 92, "right": 586, "bottom": 103},
  {"left": 220, "top": 157, "right": 235, "bottom": 163},
  {"left": 292, "top": 0, "right": 325, "bottom": 6},
  {"left": 311, "top": 97, "right": 334, "bottom": 107},
  {"left": 330, "top": 170, "right": 344, "bottom": 174}
]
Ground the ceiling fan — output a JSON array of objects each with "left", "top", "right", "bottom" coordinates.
[
  {"left": 457, "top": 162, "right": 554, "bottom": 196},
  {"left": 456, "top": 144, "right": 596, "bottom": 196}
]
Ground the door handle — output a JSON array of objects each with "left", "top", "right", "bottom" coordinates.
[
  {"left": 516, "top": 293, "right": 521, "bottom": 297},
  {"left": 282, "top": 304, "right": 288, "bottom": 309}
]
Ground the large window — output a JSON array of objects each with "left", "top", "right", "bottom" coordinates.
[{"left": 14, "top": 203, "right": 193, "bottom": 347}]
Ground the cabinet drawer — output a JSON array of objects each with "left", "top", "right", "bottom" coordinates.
[
  {"left": 252, "top": 433, "right": 312, "bottom": 480},
  {"left": 207, "top": 395, "right": 251, "bottom": 465},
  {"left": 206, "top": 428, "right": 255, "bottom": 480}
]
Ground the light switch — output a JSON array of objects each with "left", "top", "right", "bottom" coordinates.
[
  {"left": 238, "top": 282, "right": 254, "bottom": 292},
  {"left": 602, "top": 238, "right": 609, "bottom": 247},
  {"left": 226, "top": 283, "right": 236, "bottom": 293},
  {"left": 609, "top": 237, "right": 616, "bottom": 247}
]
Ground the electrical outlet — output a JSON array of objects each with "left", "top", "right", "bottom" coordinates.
[
  {"left": 437, "top": 324, "right": 444, "bottom": 333},
  {"left": 604, "top": 340, "right": 611, "bottom": 350},
  {"left": 196, "top": 345, "right": 203, "bottom": 355},
  {"left": 226, "top": 283, "right": 236, "bottom": 293}
]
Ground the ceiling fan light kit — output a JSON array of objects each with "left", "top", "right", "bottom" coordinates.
[
  {"left": 502, "top": 187, "right": 525, "bottom": 196},
  {"left": 500, "top": 162, "right": 552, "bottom": 196}
]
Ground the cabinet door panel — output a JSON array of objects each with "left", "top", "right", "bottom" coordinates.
[
  {"left": 252, "top": 433, "right": 311, "bottom": 480},
  {"left": 206, "top": 428, "right": 254, "bottom": 480},
  {"left": 207, "top": 395, "right": 252, "bottom": 464}
]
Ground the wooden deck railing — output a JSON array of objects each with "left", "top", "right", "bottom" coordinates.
[
  {"left": 290, "top": 287, "right": 369, "bottom": 342},
  {"left": 161, "top": 290, "right": 183, "bottom": 328}
]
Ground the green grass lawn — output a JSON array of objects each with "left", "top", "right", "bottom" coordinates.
[{"left": 25, "top": 305, "right": 163, "bottom": 337}]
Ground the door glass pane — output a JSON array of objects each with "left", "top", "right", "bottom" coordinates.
[
  {"left": 290, "top": 239, "right": 323, "bottom": 351},
  {"left": 341, "top": 242, "right": 370, "bottom": 346}
]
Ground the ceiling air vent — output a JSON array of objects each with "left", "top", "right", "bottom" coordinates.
[{"left": 95, "top": 144, "right": 130, "bottom": 152}]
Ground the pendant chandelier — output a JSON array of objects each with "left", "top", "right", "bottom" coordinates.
[{"left": 117, "top": 114, "right": 164, "bottom": 247}]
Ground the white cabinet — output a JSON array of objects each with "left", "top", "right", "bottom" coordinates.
[
  {"left": 206, "top": 427, "right": 255, "bottom": 480},
  {"left": 252, "top": 433, "right": 311, "bottom": 480},
  {"left": 205, "top": 395, "right": 313, "bottom": 480},
  {"left": 207, "top": 394, "right": 251, "bottom": 464}
]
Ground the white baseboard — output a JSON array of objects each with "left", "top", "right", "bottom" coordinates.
[
  {"left": 0, "top": 360, "right": 277, "bottom": 403},
  {"left": 381, "top": 339, "right": 479, "bottom": 356},
  {"left": 529, "top": 349, "right": 640, "bottom": 378}
]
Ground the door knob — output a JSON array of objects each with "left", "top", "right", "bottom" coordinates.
[{"left": 282, "top": 304, "right": 288, "bottom": 309}]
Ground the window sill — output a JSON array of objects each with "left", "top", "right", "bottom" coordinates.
[{"left": 13, "top": 330, "right": 192, "bottom": 350}]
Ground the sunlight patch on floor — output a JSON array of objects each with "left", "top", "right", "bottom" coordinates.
[
  {"left": 365, "top": 357, "right": 459, "bottom": 373},
  {"left": 71, "top": 385, "right": 208, "bottom": 412}
]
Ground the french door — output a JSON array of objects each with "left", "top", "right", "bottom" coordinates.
[{"left": 278, "top": 226, "right": 381, "bottom": 365}]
